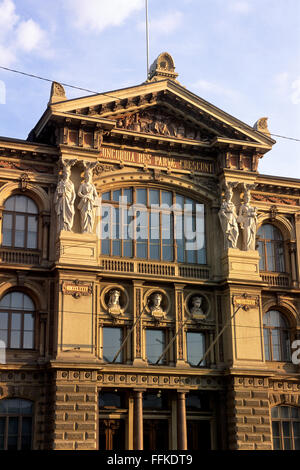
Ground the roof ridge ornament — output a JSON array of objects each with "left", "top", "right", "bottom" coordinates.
[
  {"left": 253, "top": 117, "right": 271, "bottom": 136},
  {"left": 49, "top": 81, "right": 67, "bottom": 105},
  {"left": 147, "top": 52, "right": 179, "bottom": 83}
]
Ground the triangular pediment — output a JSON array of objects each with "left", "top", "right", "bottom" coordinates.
[{"left": 30, "top": 79, "right": 275, "bottom": 150}]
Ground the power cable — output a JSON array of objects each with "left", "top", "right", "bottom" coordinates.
[{"left": 0, "top": 65, "right": 300, "bottom": 143}]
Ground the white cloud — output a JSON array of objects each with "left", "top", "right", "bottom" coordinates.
[
  {"left": 0, "top": 0, "right": 19, "bottom": 38},
  {"left": 137, "top": 10, "right": 183, "bottom": 35},
  {"left": 192, "top": 79, "right": 240, "bottom": 100},
  {"left": 291, "top": 78, "right": 300, "bottom": 105},
  {"left": 150, "top": 11, "right": 183, "bottom": 35},
  {"left": 65, "top": 0, "right": 144, "bottom": 33},
  {"left": 229, "top": 1, "right": 251, "bottom": 14},
  {"left": 0, "top": 0, "right": 49, "bottom": 66},
  {"left": 15, "top": 19, "right": 46, "bottom": 52}
]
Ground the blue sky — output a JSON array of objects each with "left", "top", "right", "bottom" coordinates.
[{"left": 0, "top": 0, "right": 299, "bottom": 178}]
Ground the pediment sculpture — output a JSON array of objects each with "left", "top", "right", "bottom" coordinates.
[{"left": 116, "top": 108, "right": 207, "bottom": 142}]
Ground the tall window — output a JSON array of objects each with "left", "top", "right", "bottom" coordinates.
[
  {"left": 272, "top": 406, "right": 300, "bottom": 450},
  {"left": 0, "top": 399, "right": 33, "bottom": 450},
  {"left": 186, "top": 332, "right": 206, "bottom": 366},
  {"left": 2, "top": 195, "right": 38, "bottom": 249},
  {"left": 100, "top": 187, "right": 206, "bottom": 264},
  {"left": 102, "top": 327, "right": 123, "bottom": 363},
  {"left": 257, "top": 224, "right": 285, "bottom": 272},
  {"left": 0, "top": 292, "right": 35, "bottom": 350},
  {"left": 263, "top": 310, "right": 291, "bottom": 362},
  {"left": 146, "top": 329, "right": 165, "bottom": 364}
]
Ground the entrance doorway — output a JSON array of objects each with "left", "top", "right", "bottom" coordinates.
[{"left": 143, "top": 419, "right": 169, "bottom": 450}]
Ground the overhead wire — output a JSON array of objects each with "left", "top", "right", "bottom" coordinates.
[{"left": 0, "top": 65, "right": 300, "bottom": 143}]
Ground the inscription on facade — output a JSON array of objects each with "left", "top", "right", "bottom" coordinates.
[
  {"left": 100, "top": 147, "right": 214, "bottom": 174},
  {"left": 62, "top": 281, "right": 92, "bottom": 298}
]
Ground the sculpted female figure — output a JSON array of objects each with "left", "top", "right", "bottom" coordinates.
[
  {"left": 54, "top": 163, "right": 76, "bottom": 232},
  {"left": 218, "top": 184, "right": 239, "bottom": 249},
  {"left": 77, "top": 166, "right": 98, "bottom": 234},
  {"left": 237, "top": 187, "right": 257, "bottom": 251}
]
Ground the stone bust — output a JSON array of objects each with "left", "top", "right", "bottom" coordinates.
[
  {"left": 189, "top": 295, "right": 205, "bottom": 318},
  {"left": 149, "top": 292, "right": 165, "bottom": 320},
  {"left": 107, "top": 289, "right": 122, "bottom": 317}
]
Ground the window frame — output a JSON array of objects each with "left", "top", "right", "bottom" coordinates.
[
  {"left": 186, "top": 330, "right": 206, "bottom": 367},
  {"left": 257, "top": 223, "right": 285, "bottom": 273},
  {"left": 0, "top": 398, "right": 33, "bottom": 450},
  {"left": 2, "top": 194, "right": 39, "bottom": 250},
  {"left": 263, "top": 310, "right": 291, "bottom": 362},
  {"left": 271, "top": 405, "right": 300, "bottom": 450},
  {"left": 100, "top": 187, "right": 206, "bottom": 265},
  {"left": 102, "top": 326, "right": 124, "bottom": 363},
  {"left": 0, "top": 291, "right": 36, "bottom": 351}
]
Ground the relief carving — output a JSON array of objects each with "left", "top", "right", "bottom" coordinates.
[{"left": 116, "top": 108, "right": 206, "bottom": 142}]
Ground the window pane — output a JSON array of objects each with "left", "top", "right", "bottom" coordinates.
[
  {"left": 136, "top": 188, "right": 147, "bottom": 205},
  {"left": 123, "top": 188, "right": 132, "bottom": 204},
  {"left": 19, "top": 400, "right": 33, "bottom": 414},
  {"left": 146, "top": 329, "right": 164, "bottom": 364},
  {"left": 137, "top": 243, "right": 147, "bottom": 259},
  {"left": 149, "top": 189, "right": 159, "bottom": 205},
  {"left": 27, "top": 199, "right": 38, "bottom": 214},
  {"left": 11, "top": 313, "right": 21, "bottom": 330},
  {"left": 112, "top": 190, "right": 121, "bottom": 202},
  {"left": 273, "top": 437, "right": 281, "bottom": 450},
  {"left": 271, "top": 407, "right": 279, "bottom": 418},
  {"left": 102, "top": 191, "right": 110, "bottom": 200},
  {"left": 123, "top": 241, "right": 132, "bottom": 257},
  {"left": 161, "top": 191, "right": 172, "bottom": 206},
  {"left": 102, "top": 328, "right": 122, "bottom": 363},
  {"left": 4, "top": 196, "right": 15, "bottom": 211},
  {"left": 8, "top": 416, "right": 18, "bottom": 434},
  {"left": 11, "top": 292, "right": 23, "bottom": 309},
  {"left": 150, "top": 244, "right": 160, "bottom": 260},
  {"left": 272, "top": 421, "right": 280, "bottom": 437},
  {"left": 162, "top": 245, "right": 173, "bottom": 261},
  {"left": 23, "top": 295, "right": 34, "bottom": 311},
  {"left": 187, "top": 332, "right": 205, "bottom": 366},
  {"left": 264, "top": 329, "right": 270, "bottom": 361},
  {"left": 0, "top": 330, "right": 8, "bottom": 345},
  {"left": 15, "top": 196, "right": 27, "bottom": 213},
  {"left": 0, "top": 312, "right": 8, "bottom": 329},
  {"left": 10, "top": 331, "right": 21, "bottom": 349},
  {"left": 23, "top": 331, "right": 34, "bottom": 349}
]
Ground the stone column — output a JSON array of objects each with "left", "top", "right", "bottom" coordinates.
[
  {"left": 133, "top": 281, "right": 145, "bottom": 366},
  {"left": 177, "top": 390, "right": 187, "bottom": 450},
  {"left": 174, "top": 283, "right": 187, "bottom": 367},
  {"left": 288, "top": 241, "right": 298, "bottom": 288},
  {"left": 133, "top": 389, "right": 144, "bottom": 450}
]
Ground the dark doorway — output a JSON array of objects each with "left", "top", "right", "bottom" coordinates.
[
  {"left": 99, "top": 419, "right": 125, "bottom": 450},
  {"left": 187, "top": 420, "right": 211, "bottom": 450},
  {"left": 143, "top": 419, "right": 169, "bottom": 450}
]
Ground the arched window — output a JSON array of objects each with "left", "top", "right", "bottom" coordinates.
[
  {"left": 271, "top": 406, "right": 300, "bottom": 450},
  {"left": 0, "top": 398, "right": 33, "bottom": 450},
  {"left": 100, "top": 187, "right": 206, "bottom": 264},
  {"left": 257, "top": 224, "right": 285, "bottom": 272},
  {"left": 0, "top": 292, "right": 35, "bottom": 349},
  {"left": 263, "top": 310, "right": 291, "bottom": 362},
  {"left": 2, "top": 195, "right": 38, "bottom": 249}
]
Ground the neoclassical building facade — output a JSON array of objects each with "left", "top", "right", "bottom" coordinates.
[{"left": 0, "top": 53, "right": 299, "bottom": 450}]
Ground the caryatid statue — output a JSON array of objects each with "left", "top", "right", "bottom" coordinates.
[
  {"left": 237, "top": 185, "right": 258, "bottom": 251},
  {"left": 54, "top": 159, "right": 76, "bottom": 232},
  {"left": 218, "top": 183, "right": 239, "bottom": 249},
  {"left": 77, "top": 162, "right": 98, "bottom": 234}
]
